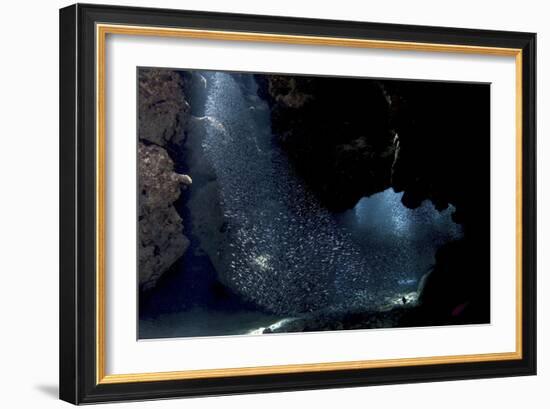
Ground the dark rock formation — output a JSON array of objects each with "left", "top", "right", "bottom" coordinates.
[
  {"left": 416, "top": 239, "right": 490, "bottom": 324},
  {"left": 138, "top": 69, "right": 193, "bottom": 291},
  {"left": 138, "top": 143, "right": 192, "bottom": 290},
  {"left": 384, "top": 81, "right": 490, "bottom": 324},
  {"left": 257, "top": 76, "right": 489, "bottom": 222},
  {"left": 138, "top": 69, "right": 190, "bottom": 146},
  {"left": 256, "top": 74, "right": 395, "bottom": 211},
  {"left": 385, "top": 81, "right": 490, "bottom": 235}
]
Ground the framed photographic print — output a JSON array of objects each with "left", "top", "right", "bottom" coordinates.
[{"left": 59, "top": 3, "right": 536, "bottom": 404}]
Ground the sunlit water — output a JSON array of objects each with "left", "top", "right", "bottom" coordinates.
[
  {"left": 335, "top": 190, "right": 462, "bottom": 299},
  {"left": 139, "top": 72, "right": 463, "bottom": 338}
]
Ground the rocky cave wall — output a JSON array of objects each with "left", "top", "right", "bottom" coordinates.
[{"left": 138, "top": 69, "right": 193, "bottom": 291}]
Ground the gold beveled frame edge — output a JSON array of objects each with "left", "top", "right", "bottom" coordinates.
[
  {"left": 100, "top": 352, "right": 519, "bottom": 384},
  {"left": 95, "top": 23, "right": 524, "bottom": 385}
]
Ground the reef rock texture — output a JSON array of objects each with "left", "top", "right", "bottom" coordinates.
[
  {"left": 138, "top": 68, "right": 193, "bottom": 291},
  {"left": 138, "top": 69, "right": 190, "bottom": 146},
  {"left": 138, "top": 143, "right": 192, "bottom": 291}
]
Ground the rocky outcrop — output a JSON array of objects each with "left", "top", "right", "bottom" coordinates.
[
  {"left": 138, "top": 143, "right": 192, "bottom": 290},
  {"left": 256, "top": 74, "right": 395, "bottom": 211},
  {"left": 257, "top": 76, "right": 489, "bottom": 225},
  {"left": 138, "top": 69, "right": 193, "bottom": 291},
  {"left": 138, "top": 69, "right": 190, "bottom": 146}
]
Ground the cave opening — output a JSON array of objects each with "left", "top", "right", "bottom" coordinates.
[{"left": 335, "top": 188, "right": 463, "bottom": 295}]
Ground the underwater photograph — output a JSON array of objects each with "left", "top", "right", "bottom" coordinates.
[{"left": 137, "top": 67, "right": 490, "bottom": 339}]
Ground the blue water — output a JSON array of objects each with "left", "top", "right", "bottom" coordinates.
[
  {"left": 335, "top": 189, "right": 462, "bottom": 295},
  {"left": 139, "top": 71, "right": 463, "bottom": 339}
]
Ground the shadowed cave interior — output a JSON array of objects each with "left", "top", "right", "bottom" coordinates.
[{"left": 137, "top": 68, "right": 490, "bottom": 339}]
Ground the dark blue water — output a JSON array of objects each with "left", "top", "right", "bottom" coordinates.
[{"left": 139, "top": 71, "right": 463, "bottom": 339}]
